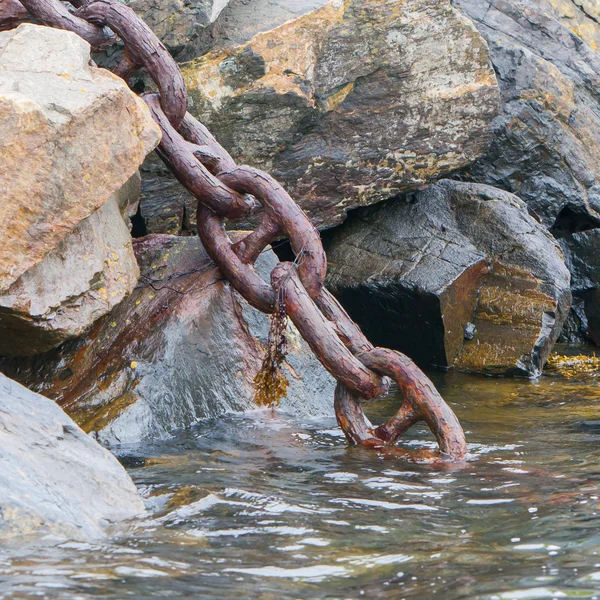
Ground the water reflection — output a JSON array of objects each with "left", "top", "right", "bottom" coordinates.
[{"left": 2, "top": 368, "right": 600, "bottom": 599}]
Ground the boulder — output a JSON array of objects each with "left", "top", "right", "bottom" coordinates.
[
  {"left": 169, "top": 0, "right": 499, "bottom": 229},
  {"left": 137, "top": 153, "right": 197, "bottom": 236},
  {"left": 210, "top": 0, "right": 330, "bottom": 50},
  {"left": 325, "top": 180, "right": 572, "bottom": 377},
  {"left": 0, "top": 24, "right": 160, "bottom": 355},
  {"left": 452, "top": 0, "right": 600, "bottom": 230},
  {"left": 0, "top": 24, "right": 159, "bottom": 294},
  {"left": 0, "top": 373, "right": 144, "bottom": 542},
  {"left": 1, "top": 235, "right": 335, "bottom": 445}
]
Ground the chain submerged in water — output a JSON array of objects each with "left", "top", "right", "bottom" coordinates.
[{"left": 2, "top": 0, "right": 467, "bottom": 460}]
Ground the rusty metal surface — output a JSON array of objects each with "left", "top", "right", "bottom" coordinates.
[{"left": 1, "top": 0, "right": 467, "bottom": 460}]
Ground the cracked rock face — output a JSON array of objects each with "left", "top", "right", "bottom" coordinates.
[
  {"left": 0, "top": 373, "right": 144, "bottom": 542},
  {"left": 118, "top": 0, "right": 231, "bottom": 60},
  {"left": 173, "top": 0, "right": 499, "bottom": 229},
  {"left": 1, "top": 235, "right": 335, "bottom": 445},
  {"left": 325, "top": 180, "right": 572, "bottom": 377},
  {"left": 0, "top": 24, "right": 160, "bottom": 356},
  {"left": 452, "top": 0, "right": 600, "bottom": 231},
  {"left": 546, "top": 0, "right": 600, "bottom": 52}
]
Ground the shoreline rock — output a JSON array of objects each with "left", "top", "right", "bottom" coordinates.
[
  {"left": 325, "top": 180, "right": 572, "bottom": 377},
  {"left": 452, "top": 0, "right": 600, "bottom": 230},
  {"left": 0, "top": 373, "right": 144, "bottom": 542},
  {"left": 138, "top": 0, "right": 499, "bottom": 233},
  {"left": 1, "top": 235, "right": 335, "bottom": 446}
]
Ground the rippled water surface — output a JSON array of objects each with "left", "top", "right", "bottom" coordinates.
[{"left": 3, "top": 366, "right": 600, "bottom": 599}]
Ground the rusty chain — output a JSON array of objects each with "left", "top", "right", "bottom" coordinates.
[{"left": 3, "top": 0, "right": 467, "bottom": 460}]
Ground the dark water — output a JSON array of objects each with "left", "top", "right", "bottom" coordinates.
[{"left": 3, "top": 368, "right": 600, "bottom": 599}]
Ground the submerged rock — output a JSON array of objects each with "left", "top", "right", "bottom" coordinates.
[
  {"left": 1, "top": 236, "right": 335, "bottom": 445},
  {"left": 325, "top": 180, "right": 572, "bottom": 377},
  {"left": 0, "top": 373, "right": 144, "bottom": 542},
  {"left": 169, "top": 0, "right": 498, "bottom": 229},
  {"left": 0, "top": 24, "right": 159, "bottom": 354},
  {"left": 452, "top": 0, "right": 600, "bottom": 231}
]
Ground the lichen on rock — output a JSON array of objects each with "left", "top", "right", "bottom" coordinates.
[{"left": 175, "top": 0, "right": 499, "bottom": 229}]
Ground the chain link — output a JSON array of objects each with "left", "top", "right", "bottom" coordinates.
[{"left": 3, "top": 0, "right": 467, "bottom": 460}]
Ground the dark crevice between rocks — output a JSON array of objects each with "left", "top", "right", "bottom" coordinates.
[
  {"left": 550, "top": 204, "right": 600, "bottom": 239},
  {"left": 130, "top": 204, "right": 148, "bottom": 238},
  {"left": 335, "top": 284, "right": 450, "bottom": 371}
]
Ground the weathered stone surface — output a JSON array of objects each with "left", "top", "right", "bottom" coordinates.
[
  {"left": 452, "top": 0, "right": 600, "bottom": 230},
  {"left": 559, "top": 229, "right": 600, "bottom": 344},
  {"left": 0, "top": 373, "right": 144, "bottom": 542},
  {"left": 325, "top": 180, "right": 572, "bottom": 377},
  {"left": 1, "top": 236, "right": 335, "bottom": 445},
  {"left": 211, "top": 0, "right": 329, "bottom": 50},
  {"left": 547, "top": 0, "right": 600, "bottom": 51},
  {"left": 121, "top": 0, "right": 231, "bottom": 60},
  {"left": 0, "top": 194, "right": 140, "bottom": 357},
  {"left": 175, "top": 0, "right": 498, "bottom": 229},
  {"left": 0, "top": 24, "right": 160, "bottom": 295}
]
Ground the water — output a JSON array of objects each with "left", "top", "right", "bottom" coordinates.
[{"left": 3, "top": 366, "right": 600, "bottom": 599}]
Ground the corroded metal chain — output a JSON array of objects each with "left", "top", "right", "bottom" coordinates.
[{"left": 4, "top": 0, "right": 467, "bottom": 460}]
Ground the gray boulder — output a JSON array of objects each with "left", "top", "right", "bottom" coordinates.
[
  {"left": 211, "top": 0, "right": 329, "bottom": 50},
  {"left": 120, "top": 0, "right": 230, "bottom": 60},
  {"left": 0, "top": 373, "right": 144, "bottom": 542},
  {"left": 1, "top": 235, "right": 335, "bottom": 446},
  {"left": 452, "top": 0, "right": 600, "bottom": 230},
  {"left": 325, "top": 180, "right": 572, "bottom": 377}
]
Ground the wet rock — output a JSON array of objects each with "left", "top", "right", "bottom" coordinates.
[
  {"left": 559, "top": 229, "right": 600, "bottom": 344},
  {"left": 137, "top": 153, "right": 197, "bottom": 236},
  {"left": 452, "top": 0, "right": 600, "bottom": 230},
  {"left": 0, "top": 373, "right": 144, "bottom": 542},
  {"left": 1, "top": 235, "right": 335, "bottom": 445},
  {"left": 325, "top": 180, "right": 571, "bottom": 377},
  {"left": 175, "top": 0, "right": 498, "bottom": 229},
  {"left": 0, "top": 24, "right": 159, "bottom": 354}
]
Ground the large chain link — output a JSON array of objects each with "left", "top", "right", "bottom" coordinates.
[{"left": 3, "top": 0, "right": 467, "bottom": 460}]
